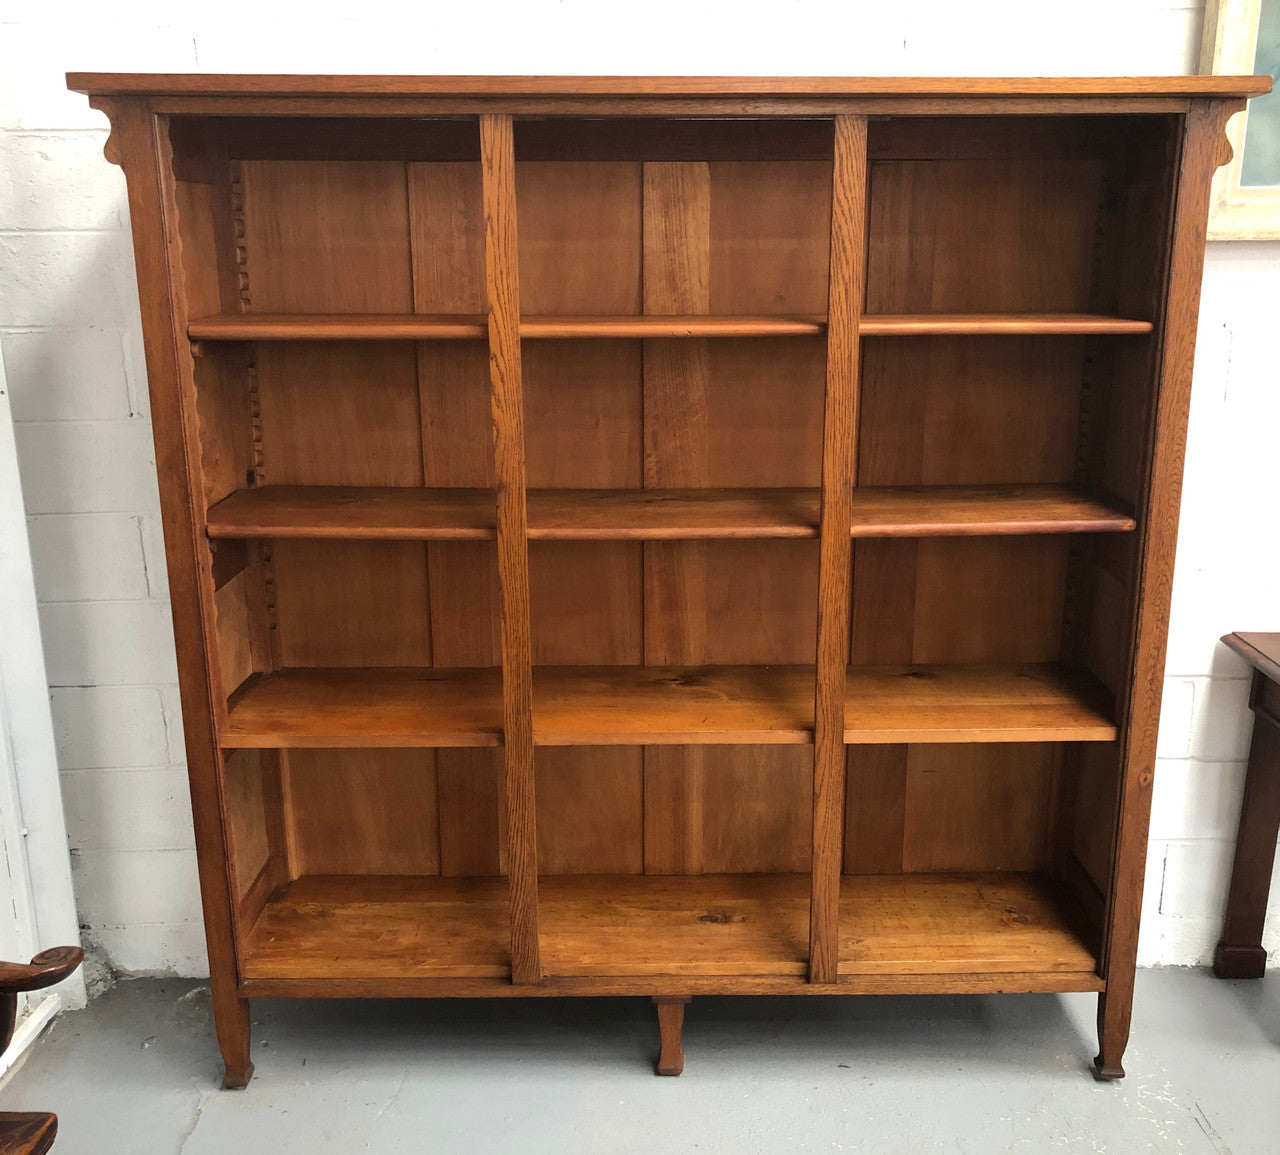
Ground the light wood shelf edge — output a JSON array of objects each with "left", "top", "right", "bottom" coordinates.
[
  {"left": 218, "top": 663, "right": 1118, "bottom": 748},
  {"left": 203, "top": 484, "right": 1137, "bottom": 542},
  {"left": 187, "top": 312, "right": 1153, "bottom": 341}
]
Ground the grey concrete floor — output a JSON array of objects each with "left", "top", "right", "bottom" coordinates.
[{"left": 1, "top": 969, "right": 1278, "bottom": 1153}]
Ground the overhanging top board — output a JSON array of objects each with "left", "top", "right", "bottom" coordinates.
[{"left": 66, "top": 74, "right": 1271, "bottom": 99}]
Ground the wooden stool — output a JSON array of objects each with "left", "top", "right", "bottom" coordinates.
[{"left": 1214, "top": 633, "right": 1280, "bottom": 979}]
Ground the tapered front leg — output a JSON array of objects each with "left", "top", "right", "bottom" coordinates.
[
  {"left": 216, "top": 992, "right": 254, "bottom": 1089},
  {"left": 654, "top": 996, "right": 690, "bottom": 1076},
  {"left": 1094, "top": 988, "right": 1130, "bottom": 1081}
]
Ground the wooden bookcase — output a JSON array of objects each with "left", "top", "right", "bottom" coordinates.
[{"left": 69, "top": 73, "right": 1268, "bottom": 1086}]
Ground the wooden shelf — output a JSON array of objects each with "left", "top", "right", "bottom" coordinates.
[
  {"left": 189, "top": 314, "right": 488, "bottom": 340},
  {"left": 221, "top": 663, "right": 1116, "bottom": 748},
  {"left": 207, "top": 487, "right": 496, "bottom": 541},
  {"left": 240, "top": 871, "right": 1098, "bottom": 982},
  {"left": 206, "top": 485, "right": 820, "bottom": 541},
  {"left": 841, "top": 665, "right": 1116, "bottom": 743},
  {"left": 531, "top": 488, "right": 817, "bottom": 538},
  {"left": 188, "top": 314, "right": 824, "bottom": 341},
  {"left": 242, "top": 875, "right": 510, "bottom": 980},
  {"left": 836, "top": 873, "right": 1097, "bottom": 977},
  {"left": 848, "top": 485, "right": 1135, "bottom": 536},
  {"left": 859, "top": 314, "right": 1152, "bottom": 335},
  {"left": 224, "top": 667, "right": 503, "bottom": 748},
  {"left": 519, "top": 315, "right": 825, "bottom": 338},
  {"left": 187, "top": 312, "right": 1151, "bottom": 342},
  {"left": 206, "top": 484, "right": 1134, "bottom": 542}
]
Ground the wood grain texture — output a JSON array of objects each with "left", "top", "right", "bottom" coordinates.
[
  {"left": 518, "top": 158, "right": 646, "bottom": 880},
  {"left": 107, "top": 98, "right": 254, "bottom": 1089},
  {"left": 860, "top": 314, "right": 1150, "bottom": 334},
  {"left": 852, "top": 167, "right": 1096, "bottom": 920},
  {"left": 121, "top": 97, "right": 1228, "bottom": 120},
  {"left": 481, "top": 113, "right": 540, "bottom": 984},
  {"left": 0, "top": 947, "right": 83, "bottom": 997},
  {"left": 843, "top": 746, "right": 908, "bottom": 874},
  {"left": 238, "top": 871, "right": 1097, "bottom": 982},
  {"left": 242, "top": 875, "right": 510, "bottom": 979},
  {"left": 205, "top": 483, "right": 1136, "bottom": 541},
  {"left": 408, "top": 161, "right": 486, "bottom": 313},
  {"left": 285, "top": 749, "right": 439, "bottom": 875},
  {"left": 901, "top": 745, "right": 1058, "bottom": 872},
  {"left": 654, "top": 996, "right": 689, "bottom": 1075},
  {"left": 643, "top": 154, "right": 829, "bottom": 877},
  {"left": 528, "top": 538, "right": 645, "bottom": 877},
  {"left": 642, "top": 159, "right": 713, "bottom": 875},
  {"left": 240, "top": 160, "right": 414, "bottom": 311},
  {"left": 0, "top": 1113, "right": 56, "bottom": 1155},
  {"left": 191, "top": 350, "right": 251, "bottom": 509},
  {"left": 69, "top": 74, "right": 1273, "bottom": 98},
  {"left": 523, "top": 315, "right": 823, "bottom": 337},
  {"left": 270, "top": 540, "right": 430, "bottom": 667},
  {"left": 866, "top": 158, "right": 1103, "bottom": 314},
  {"left": 910, "top": 537, "right": 1069, "bottom": 664},
  {"left": 1214, "top": 693, "right": 1280, "bottom": 976},
  {"left": 239, "top": 970, "right": 1104, "bottom": 999},
  {"left": 222, "top": 748, "right": 271, "bottom": 901},
  {"left": 221, "top": 662, "right": 1117, "bottom": 747},
  {"left": 188, "top": 311, "right": 1150, "bottom": 340},
  {"left": 710, "top": 161, "right": 833, "bottom": 314},
  {"left": 190, "top": 313, "right": 485, "bottom": 339},
  {"left": 242, "top": 154, "right": 438, "bottom": 890},
  {"left": 410, "top": 153, "right": 503, "bottom": 883},
  {"left": 1223, "top": 632, "right": 1280, "bottom": 687},
  {"left": 811, "top": 115, "right": 867, "bottom": 983},
  {"left": 519, "top": 162, "right": 642, "bottom": 313},
  {"left": 84, "top": 78, "right": 1247, "bottom": 1077},
  {"left": 1096, "top": 102, "right": 1235, "bottom": 1081}
]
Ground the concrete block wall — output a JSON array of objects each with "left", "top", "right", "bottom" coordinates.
[
  {"left": 0, "top": 20, "right": 207, "bottom": 973},
  {"left": 0, "top": 1, "right": 1277, "bottom": 978}
]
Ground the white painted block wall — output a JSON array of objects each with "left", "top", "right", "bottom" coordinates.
[{"left": 1, "top": 0, "right": 1276, "bottom": 978}]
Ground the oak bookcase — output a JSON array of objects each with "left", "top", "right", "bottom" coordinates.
[{"left": 69, "top": 73, "right": 1269, "bottom": 1086}]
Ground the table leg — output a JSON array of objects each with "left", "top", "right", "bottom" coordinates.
[{"left": 1214, "top": 695, "right": 1280, "bottom": 979}]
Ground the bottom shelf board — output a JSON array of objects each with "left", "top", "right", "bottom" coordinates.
[{"left": 240, "top": 872, "right": 1098, "bottom": 983}]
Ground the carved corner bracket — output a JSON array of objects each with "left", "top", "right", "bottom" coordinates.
[
  {"left": 1214, "top": 98, "right": 1249, "bottom": 172},
  {"left": 89, "top": 96, "right": 124, "bottom": 167}
]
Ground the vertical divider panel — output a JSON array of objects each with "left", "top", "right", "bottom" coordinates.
[
  {"left": 809, "top": 115, "right": 868, "bottom": 985},
  {"left": 480, "top": 113, "right": 541, "bottom": 983}
]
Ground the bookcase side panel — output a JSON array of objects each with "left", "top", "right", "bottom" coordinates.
[
  {"left": 107, "top": 100, "right": 253, "bottom": 1083},
  {"left": 1066, "top": 116, "right": 1182, "bottom": 909}
]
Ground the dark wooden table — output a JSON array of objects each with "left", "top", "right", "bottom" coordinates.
[{"left": 1214, "top": 632, "right": 1280, "bottom": 978}]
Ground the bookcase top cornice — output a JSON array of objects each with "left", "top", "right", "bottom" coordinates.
[{"left": 67, "top": 72, "right": 1270, "bottom": 101}]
